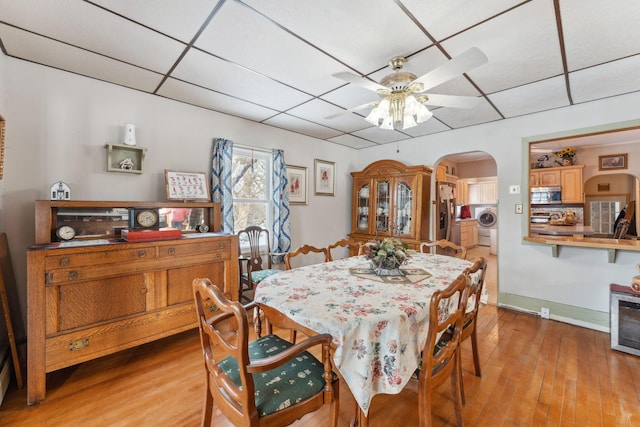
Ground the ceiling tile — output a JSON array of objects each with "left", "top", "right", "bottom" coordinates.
[
  {"left": 171, "top": 48, "right": 313, "bottom": 111},
  {"left": 488, "top": 76, "right": 570, "bottom": 118},
  {"left": 157, "top": 78, "right": 279, "bottom": 122},
  {"left": 401, "top": 117, "right": 452, "bottom": 137},
  {"left": 92, "top": 0, "right": 218, "bottom": 43},
  {"left": 287, "top": 99, "right": 371, "bottom": 133},
  {"left": 569, "top": 55, "right": 640, "bottom": 104},
  {"left": 560, "top": 0, "right": 640, "bottom": 71},
  {"left": 442, "top": 0, "right": 563, "bottom": 94},
  {"left": 0, "top": 0, "right": 186, "bottom": 73},
  {"left": 401, "top": 0, "right": 525, "bottom": 41},
  {"left": 327, "top": 134, "right": 379, "bottom": 149},
  {"left": 351, "top": 127, "right": 413, "bottom": 145},
  {"left": 241, "top": 0, "right": 433, "bottom": 73},
  {"left": 263, "top": 114, "right": 344, "bottom": 140},
  {"left": 195, "top": 1, "right": 351, "bottom": 96},
  {"left": 433, "top": 100, "right": 502, "bottom": 128},
  {"left": 0, "top": 24, "right": 163, "bottom": 92}
]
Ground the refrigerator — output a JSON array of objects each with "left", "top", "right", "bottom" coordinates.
[{"left": 436, "top": 182, "right": 457, "bottom": 241}]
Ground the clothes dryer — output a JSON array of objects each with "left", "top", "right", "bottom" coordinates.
[{"left": 476, "top": 208, "right": 497, "bottom": 247}]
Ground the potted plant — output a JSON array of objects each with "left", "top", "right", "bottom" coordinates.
[{"left": 363, "top": 237, "right": 409, "bottom": 275}]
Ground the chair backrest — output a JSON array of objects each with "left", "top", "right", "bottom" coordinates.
[
  {"left": 285, "top": 244, "right": 329, "bottom": 270},
  {"left": 326, "top": 238, "right": 362, "bottom": 261},
  {"left": 420, "top": 273, "right": 469, "bottom": 382},
  {"left": 237, "top": 226, "right": 272, "bottom": 271},
  {"left": 419, "top": 239, "right": 467, "bottom": 259},
  {"left": 462, "top": 257, "right": 488, "bottom": 327},
  {"left": 192, "top": 278, "right": 257, "bottom": 426}
]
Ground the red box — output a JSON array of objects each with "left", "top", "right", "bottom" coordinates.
[{"left": 121, "top": 228, "right": 182, "bottom": 242}]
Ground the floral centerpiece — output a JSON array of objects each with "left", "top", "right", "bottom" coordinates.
[
  {"left": 553, "top": 147, "right": 577, "bottom": 165},
  {"left": 363, "top": 237, "right": 409, "bottom": 275}
]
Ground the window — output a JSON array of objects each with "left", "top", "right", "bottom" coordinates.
[{"left": 232, "top": 147, "right": 272, "bottom": 236}]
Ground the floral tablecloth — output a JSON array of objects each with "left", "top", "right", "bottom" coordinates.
[{"left": 253, "top": 253, "right": 473, "bottom": 415}]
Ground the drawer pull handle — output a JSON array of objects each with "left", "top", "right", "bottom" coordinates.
[
  {"left": 139, "top": 250, "right": 146, "bottom": 258},
  {"left": 219, "top": 243, "right": 225, "bottom": 249},
  {"left": 69, "top": 338, "right": 89, "bottom": 351},
  {"left": 69, "top": 271, "right": 78, "bottom": 280},
  {"left": 215, "top": 253, "right": 221, "bottom": 260},
  {"left": 60, "top": 257, "right": 70, "bottom": 266},
  {"left": 168, "top": 248, "right": 175, "bottom": 255}
]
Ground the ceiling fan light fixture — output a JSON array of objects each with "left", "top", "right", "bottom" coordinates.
[
  {"left": 365, "top": 99, "right": 390, "bottom": 125},
  {"left": 402, "top": 114, "right": 417, "bottom": 130},
  {"left": 380, "top": 115, "right": 394, "bottom": 130}
]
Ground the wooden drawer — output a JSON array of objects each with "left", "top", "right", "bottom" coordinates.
[
  {"left": 44, "top": 304, "right": 198, "bottom": 372},
  {"left": 157, "top": 238, "right": 231, "bottom": 259},
  {"left": 45, "top": 246, "right": 156, "bottom": 270}
]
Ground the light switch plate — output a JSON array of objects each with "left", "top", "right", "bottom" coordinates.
[
  {"left": 515, "top": 204, "right": 523, "bottom": 214},
  {"left": 509, "top": 185, "right": 520, "bottom": 194}
]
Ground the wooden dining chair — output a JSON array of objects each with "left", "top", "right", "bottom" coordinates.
[
  {"left": 237, "top": 226, "right": 282, "bottom": 302},
  {"left": 420, "top": 240, "right": 467, "bottom": 259},
  {"left": 284, "top": 244, "right": 329, "bottom": 270},
  {"left": 192, "top": 278, "right": 339, "bottom": 427},
  {"left": 326, "top": 238, "right": 362, "bottom": 261},
  {"left": 410, "top": 273, "right": 469, "bottom": 427},
  {"left": 459, "top": 257, "right": 488, "bottom": 404}
]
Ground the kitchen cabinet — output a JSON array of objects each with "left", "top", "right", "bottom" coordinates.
[
  {"left": 436, "top": 162, "right": 457, "bottom": 183},
  {"left": 27, "top": 200, "right": 237, "bottom": 404},
  {"left": 455, "top": 219, "right": 478, "bottom": 248},
  {"left": 456, "top": 179, "right": 469, "bottom": 205},
  {"left": 350, "top": 160, "right": 432, "bottom": 251},
  {"left": 530, "top": 169, "right": 561, "bottom": 187},
  {"left": 560, "top": 165, "right": 584, "bottom": 203},
  {"left": 529, "top": 165, "right": 583, "bottom": 203},
  {"left": 467, "top": 181, "right": 497, "bottom": 204}
]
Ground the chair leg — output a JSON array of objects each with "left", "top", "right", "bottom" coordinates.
[
  {"left": 202, "top": 380, "right": 214, "bottom": 427},
  {"left": 458, "top": 348, "right": 465, "bottom": 405},
  {"left": 470, "top": 326, "right": 482, "bottom": 377},
  {"left": 450, "top": 352, "right": 465, "bottom": 427},
  {"left": 329, "top": 376, "right": 340, "bottom": 427},
  {"left": 417, "top": 381, "right": 433, "bottom": 427}
]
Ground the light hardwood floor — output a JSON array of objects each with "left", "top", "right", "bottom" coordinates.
[
  {"left": 2, "top": 305, "right": 640, "bottom": 426},
  {"left": 467, "top": 245, "right": 497, "bottom": 306}
]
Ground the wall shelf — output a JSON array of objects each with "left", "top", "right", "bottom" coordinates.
[{"left": 105, "top": 144, "right": 146, "bottom": 174}]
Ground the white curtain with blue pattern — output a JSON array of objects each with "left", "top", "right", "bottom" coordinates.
[
  {"left": 211, "top": 138, "right": 234, "bottom": 233},
  {"left": 271, "top": 149, "right": 291, "bottom": 261}
]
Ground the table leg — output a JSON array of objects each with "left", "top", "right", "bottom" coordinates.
[{"left": 351, "top": 403, "right": 369, "bottom": 427}]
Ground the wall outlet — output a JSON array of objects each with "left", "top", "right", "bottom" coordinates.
[
  {"left": 515, "top": 204, "right": 523, "bottom": 214},
  {"left": 541, "top": 307, "right": 550, "bottom": 319}
]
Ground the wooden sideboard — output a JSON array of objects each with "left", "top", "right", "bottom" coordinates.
[{"left": 27, "top": 201, "right": 237, "bottom": 404}]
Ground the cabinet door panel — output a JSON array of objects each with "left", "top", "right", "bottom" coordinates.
[
  {"left": 58, "top": 274, "right": 147, "bottom": 331},
  {"left": 167, "top": 262, "right": 225, "bottom": 305}
]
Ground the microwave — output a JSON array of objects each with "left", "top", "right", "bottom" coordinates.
[{"left": 531, "top": 186, "right": 562, "bottom": 204}]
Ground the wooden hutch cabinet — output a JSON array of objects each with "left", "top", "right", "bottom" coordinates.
[
  {"left": 27, "top": 200, "right": 238, "bottom": 404},
  {"left": 349, "top": 160, "right": 432, "bottom": 252}
]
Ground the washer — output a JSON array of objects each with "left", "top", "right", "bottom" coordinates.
[{"left": 476, "top": 208, "right": 497, "bottom": 247}]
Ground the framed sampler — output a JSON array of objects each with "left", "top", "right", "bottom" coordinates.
[{"left": 164, "top": 170, "right": 210, "bottom": 201}]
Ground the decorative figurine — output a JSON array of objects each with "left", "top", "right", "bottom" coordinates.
[
  {"left": 119, "top": 158, "right": 135, "bottom": 170},
  {"left": 50, "top": 181, "right": 71, "bottom": 200}
]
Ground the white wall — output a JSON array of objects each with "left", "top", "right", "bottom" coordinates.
[{"left": 2, "top": 57, "right": 355, "bottom": 332}]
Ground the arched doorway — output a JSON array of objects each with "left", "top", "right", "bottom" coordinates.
[{"left": 435, "top": 151, "right": 498, "bottom": 305}]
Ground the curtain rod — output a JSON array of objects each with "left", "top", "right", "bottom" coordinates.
[{"left": 234, "top": 143, "right": 273, "bottom": 154}]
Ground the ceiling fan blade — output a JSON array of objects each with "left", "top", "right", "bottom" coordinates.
[
  {"left": 324, "top": 101, "right": 379, "bottom": 120},
  {"left": 412, "top": 47, "right": 488, "bottom": 92},
  {"left": 422, "top": 94, "right": 482, "bottom": 109},
  {"left": 332, "top": 72, "right": 388, "bottom": 93}
]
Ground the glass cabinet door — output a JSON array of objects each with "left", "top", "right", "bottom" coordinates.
[
  {"left": 375, "top": 180, "right": 390, "bottom": 234},
  {"left": 395, "top": 180, "right": 413, "bottom": 236},
  {"left": 355, "top": 182, "right": 371, "bottom": 231}
]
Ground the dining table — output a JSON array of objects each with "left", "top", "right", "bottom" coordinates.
[{"left": 253, "top": 252, "right": 477, "bottom": 420}]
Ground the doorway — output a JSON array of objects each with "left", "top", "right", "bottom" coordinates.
[{"left": 435, "top": 152, "right": 498, "bottom": 305}]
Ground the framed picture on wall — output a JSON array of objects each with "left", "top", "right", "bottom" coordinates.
[
  {"left": 164, "top": 170, "right": 210, "bottom": 201},
  {"left": 286, "top": 165, "right": 307, "bottom": 204},
  {"left": 598, "top": 153, "right": 627, "bottom": 171},
  {"left": 314, "top": 159, "right": 335, "bottom": 196}
]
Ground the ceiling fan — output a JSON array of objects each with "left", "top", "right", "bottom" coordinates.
[{"left": 326, "top": 47, "right": 488, "bottom": 130}]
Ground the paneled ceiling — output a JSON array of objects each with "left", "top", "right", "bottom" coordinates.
[{"left": 1, "top": 0, "right": 639, "bottom": 150}]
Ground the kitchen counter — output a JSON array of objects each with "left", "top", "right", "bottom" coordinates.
[
  {"left": 455, "top": 218, "right": 477, "bottom": 222},
  {"left": 530, "top": 223, "right": 593, "bottom": 236}
]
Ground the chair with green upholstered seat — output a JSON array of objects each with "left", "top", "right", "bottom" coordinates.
[
  {"left": 237, "top": 226, "right": 282, "bottom": 302},
  {"left": 192, "top": 278, "right": 339, "bottom": 427}
]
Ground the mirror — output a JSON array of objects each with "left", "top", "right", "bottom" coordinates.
[{"left": 159, "top": 207, "right": 207, "bottom": 231}]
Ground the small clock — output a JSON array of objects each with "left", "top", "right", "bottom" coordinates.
[
  {"left": 196, "top": 224, "right": 209, "bottom": 233},
  {"left": 129, "top": 208, "right": 160, "bottom": 229},
  {"left": 56, "top": 225, "right": 76, "bottom": 241}
]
